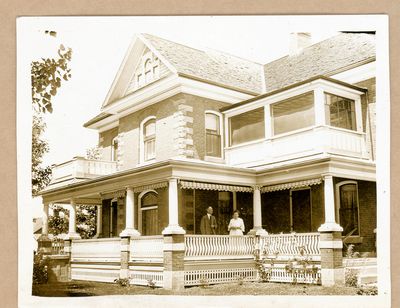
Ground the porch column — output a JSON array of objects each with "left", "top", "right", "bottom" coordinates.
[
  {"left": 318, "top": 175, "right": 344, "bottom": 286},
  {"left": 120, "top": 187, "right": 140, "bottom": 237},
  {"left": 248, "top": 185, "right": 268, "bottom": 235},
  {"left": 94, "top": 204, "right": 103, "bottom": 238},
  {"left": 162, "top": 178, "right": 185, "bottom": 235},
  {"left": 65, "top": 199, "right": 81, "bottom": 240},
  {"left": 37, "top": 202, "right": 52, "bottom": 254}
]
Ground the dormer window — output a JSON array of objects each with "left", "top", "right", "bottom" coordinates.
[
  {"left": 143, "top": 118, "right": 156, "bottom": 161},
  {"left": 205, "top": 112, "right": 222, "bottom": 157},
  {"left": 325, "top": 93, "right": 356, "bottom": 131}
]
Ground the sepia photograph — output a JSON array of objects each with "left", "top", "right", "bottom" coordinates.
[{"left": 16, "top": 15, "right": 390, "bottom": 307}]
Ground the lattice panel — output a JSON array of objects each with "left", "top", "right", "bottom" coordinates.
[
  {"left": 265, "top": 265, "right": 321, "bottom": 284},
  {"left": 130, "top": 270, "right": 164, "bottom": 287},
  {"left": 184, "top": 267, "right": 258, "bottom": 286}
]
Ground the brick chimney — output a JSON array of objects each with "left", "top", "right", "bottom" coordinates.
[{"left": 289, "top": 32, "right": 312, "bottom": 56}]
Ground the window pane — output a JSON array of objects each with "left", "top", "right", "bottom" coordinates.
[
  {"left": 325, "top": 93, "right": 356, "bottom": 130},
  {"left": 144, "top": 119, "right": 156, "bottom": 137},
  {"left": 339, "top": 184, "right": 359, "bottom": 236},
  {"left": 230, "top": 107, "right": 265, "bottom": 146},
  {"left": 272, "top": 92, "right": 314, "bottom": 135},
  {"left": 205, "top": 113, "right": 219, "bottom": 133}
]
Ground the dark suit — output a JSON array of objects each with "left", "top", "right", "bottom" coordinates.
[{"left": 200, "top": 214, "right": 217, "bottom": 235}]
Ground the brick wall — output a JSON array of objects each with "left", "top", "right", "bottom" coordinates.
[{"left": 99, "top": 128, "right": 118, "bottom": 161}]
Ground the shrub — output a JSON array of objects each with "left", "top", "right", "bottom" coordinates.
[
  {"left": 32, "top": 252, "right": 48, "bottom": 284},
  {"left": 357, "top": 285, "right": 378, "bottom": 295},
  {"left": 345, "top": 244, "right": 360, "bottom": 259},
  {"left": 114, "top": 278, "right": 130, "bottom": 287},
  {"left": 198, "top": 275, "right": 209, "bottom": 288},
  {"left": 345, "top": 268, "right": 359, "bottom": 287},
  {"left": 147, "top": 279, "right": 156, "bottom": 289}
]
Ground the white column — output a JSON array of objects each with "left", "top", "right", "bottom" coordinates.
[
  {"left": 42, "top": 203, "right": 49, "bottom": 235},
  {"left": 162, "top": 178, "right": 185, "bottom": 235},
  {"left": 94, "top": 204, "right": 103, "bottom": 238},
  {"left": 232, "top": 191, "right": 237, "bottom": 211},
  {"left": 66, "top": 199, "right": 81, "bottom": 239},
  {"left": 314, "top": 88, "right": 326, "bottom": 126},
  {"left": 318, "top": 175, "right": 343, "bottom": 232},
  {"left": 264, "top": 104, "right": 273, "bottom": 139},
  {"left": 249, "top": 185, "right": 267, "bottom": 235},
  {"left": 120, "top": 187, "right": 140, "bottom": 237},
  {"left": 355, "top": 97, "right": 363, "bottom": 132}
]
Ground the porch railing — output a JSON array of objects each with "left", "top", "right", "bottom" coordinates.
[
  {"left": 185, "top": 235, "right": 256, "bottom": 259},
  {"left": 259, "top": 233, "right": 320, "bottom": 261},
  {"left": 130, "top": 235, "right": 164, "bottom": 262},
  {"left": 51, "top": 238, "right": 65, "bottom": 255},
  {"left": 71, "top": 238, "right": 121, "bottom": 262}
]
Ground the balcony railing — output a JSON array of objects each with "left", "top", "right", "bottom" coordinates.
[
  {"left": 225, "top": 125, "right": 368, "bottom": 166},
  {"left": 50, "top": 156, "right": 118, "bottom": 186}
]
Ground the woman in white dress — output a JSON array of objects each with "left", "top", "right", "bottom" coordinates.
[{"left": 228, "top": 210, "right": 245, "bottom": 236}]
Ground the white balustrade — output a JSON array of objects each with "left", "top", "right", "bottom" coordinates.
[
  {"left": 185, "top": 235, "right": 256, "bottom": 259},
  {"left": 225, "top": 125, "right": 368, "bottom": 166},
  {"left": 50, "top": 157, "right": 118, "bottom": 185},
  {"left": 130, "top": 236, "right": 164, "bottom": 261},
  {"left": 259, "top": 233, "right": 320, "bottom": 260},
  {"left": 71, "top": 238, "right": 121, "bottom": 262}
]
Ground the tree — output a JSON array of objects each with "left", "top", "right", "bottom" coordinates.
[
  {"left": 86, "top": 146, "right": 102, "bottom": 160},
  {"left": 31, "top": 42, "right": 72, "bottom": 195}
]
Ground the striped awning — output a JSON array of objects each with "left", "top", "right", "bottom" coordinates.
[
  {"left": 261, "top": 178, "right": 322, "bottom": 193},
  {"left": 100, "top": 189, "right": 126, "bottom": 200},
  {"left": 133, "top": 181, "right": 169, "bottom": 193},
  {"left": 179, "top": 180, "right": 253, "bottom": 192}
]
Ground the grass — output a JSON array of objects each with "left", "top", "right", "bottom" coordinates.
[{"left": 32, "top": 280, "right": 361, "bottom": 297}]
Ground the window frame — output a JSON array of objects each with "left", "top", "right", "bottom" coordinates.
[
  {"left": 335, "top": 180, "right": 361, "bottom": 237},
  {"left": 204, "top": 110, "right": 223, "bottom": 159},
  {"left": 324, "top": 92, "right": 357, "bottom": 132},
  {"left": 140, "top": 116, "right": 157, "bottom": 163}
]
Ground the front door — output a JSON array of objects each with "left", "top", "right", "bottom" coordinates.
[{"left": 291, "top": 188, "right": 312, "bottom": 232}]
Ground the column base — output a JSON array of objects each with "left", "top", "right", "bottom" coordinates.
[
  {"left": 162, "top": 224, "right": 186, "bottom": 235},
  {"left": 247, "top": 228, "right": 268, "bottom": 236},
  {"left": 65, "top": 232, "right": 81, "bottom": 240},
  {"left": 318, "top": 222, "right": 343, "bottom": 232},
  {"left": 119, "top": 228, "right": 141, "bottom": 237}
]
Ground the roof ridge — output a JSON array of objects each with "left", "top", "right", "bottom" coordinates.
[{"left": 140, "top": 33, "right": 207, "bottom": 54}]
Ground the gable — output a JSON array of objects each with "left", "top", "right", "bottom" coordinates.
[{"left": 124, "top": 47, "right": 171, "bottom": 95}]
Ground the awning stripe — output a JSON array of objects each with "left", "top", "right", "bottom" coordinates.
[
  {"left": 179, "top": 180, "right": 253, "bottom": 192},
  {"left": 133, "top": 181, "right": 168, "bottom": 193},
  {"left": 261, "top": 178, "right": 322, "bottom": 193}
]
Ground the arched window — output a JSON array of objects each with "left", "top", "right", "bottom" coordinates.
[
  {"left": 138, "top": 190, "right": 159, "bottom": 235},
  {"left": 336, "top": 181, "right": 360, "bottom": 236},
  {"left": 205, "top": 111, "right": 222, "bottom": 157},
  {"left": 111, "top": 137, "right": 118, "bottom": 162},
  {"left": 141, "top": 117, "right": 156, "bottom": 161}
]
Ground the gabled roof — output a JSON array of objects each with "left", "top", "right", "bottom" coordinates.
[
  {"left": 141, "top": 33, "right": 264, "bottom": 94},
  {"left": 263, "top": 33, "right": 375, "bottom": 92}
]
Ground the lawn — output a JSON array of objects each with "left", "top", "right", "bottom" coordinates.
[{"left": 32, "top": 280, "right": 366, "bottom": 297}]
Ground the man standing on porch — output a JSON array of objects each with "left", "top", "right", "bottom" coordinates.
[{"left": 200, "top": 206, "right": 217, "bottom": 235}]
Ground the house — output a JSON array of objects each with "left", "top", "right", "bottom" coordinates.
[{"left": 37, "top": 32, "right": 377, "bottom": 289}]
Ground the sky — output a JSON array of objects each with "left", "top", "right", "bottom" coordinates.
[{"left": 20, "top": 16, "right": 348, "bottom": 167}]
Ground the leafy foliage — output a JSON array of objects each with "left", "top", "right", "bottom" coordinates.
[
  {"left": 32, "top": 252, "right": 48, "bottom": 284},
  {"left": 345, "top": 244, "right": 360, "bottom": 258},
  {"left": 48, "top": 204, "right": 69, "bottom": 235},
  {"left": 114, "top": 278, "right": 130, "bottom": 287},
  {"left": 345, "top": 268, "right": 359, "bottom": 287},
  {"left": 32, "top": 114, "right": 52, "bottom": 195},
  {"left": 31, "top": 44, "right": 72, "bottom": 114}
]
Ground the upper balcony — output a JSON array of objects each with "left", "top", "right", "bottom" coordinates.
[
  {"left": 48, "top": 156, "right": 118, "bottom": 189},
  {"left": 222, "top": 76, "right": 370, "bottom": 167}
]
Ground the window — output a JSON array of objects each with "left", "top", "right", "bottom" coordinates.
[
  {"left": 140, "top": 192, "right": 159, "bottom": 236},
  {"left": 229, "top": 107, "right": 265, "bottom": 146},
  {"left": 144, "top": 59, "right": 153, "bottom": 83},
  {"left": 111, "top": 137, "right": 118, "bottom": 162},
  {"left": 325, "top": 93, "right": 356, "bottom": 131},
  {"left": 205, "top": 112, "right": 222, "bottom": 157},
  {"left": 271, "top": 92, "right": 315, "bottom": 135},
  {"left": 338, "top": 182, "right": 360, "bottom": 236},
  {"left": 143, "top": 118, "right": 156, "bottom": 161}
]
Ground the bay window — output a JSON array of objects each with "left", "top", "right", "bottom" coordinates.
[
  {"left": 205, "top": 112, "right": 222, "bottom": 157},
  {"left": 325, "top": 93, "right": 356, "bottom": 131},
  {"left": 229, "top": 107, "right": 265, "bottom": 146},
  {"left": 271, "top": 92, "right": 314, "bottom": 135}
]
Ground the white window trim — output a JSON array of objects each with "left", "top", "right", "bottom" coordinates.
[
  {"left": 204, "top": 110, "right": 224, "bottom": 160},
  {"left": 139, "top": 115, "right": 157, "bottom": 163},
  {"left": 137, "top": 189, "right": 158, "bottom": 234},
  {"left": 335, "top": 180, "right": 361, "bottom": 236}
]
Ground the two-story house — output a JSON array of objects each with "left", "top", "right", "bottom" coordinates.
[{"left": 38, "top": 32, "right": 376, "bottom": 287}]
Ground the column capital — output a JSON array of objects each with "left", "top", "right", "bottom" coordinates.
[
  {"left": 321, "top": 174, "right": 334, "bottom": 180},
  {"left": 252, "top": 185, "right": 263, "bottom": 191}
]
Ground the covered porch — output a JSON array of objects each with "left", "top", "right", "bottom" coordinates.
[{"left": 38, "top": 157, "right": 376, "bottom": 289}]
